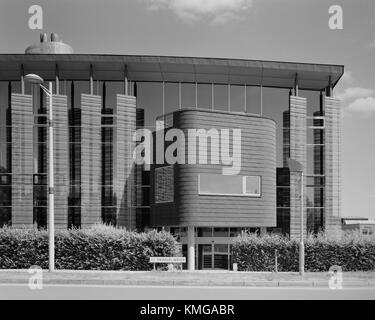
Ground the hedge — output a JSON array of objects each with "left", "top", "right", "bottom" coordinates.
[
  {"left": 232, "top": 232, "right": 375, "bottom": 272},
  {"left": 0, "top": 225, "right": 181, "bottom": 270}
]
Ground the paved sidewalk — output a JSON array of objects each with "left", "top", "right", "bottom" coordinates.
[{"left": 0, "top": 270, "right": 374, "bottom": 287}]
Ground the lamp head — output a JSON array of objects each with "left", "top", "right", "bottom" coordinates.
[{"left": 24, "top": 74, "right": 44, "bottom": 85}]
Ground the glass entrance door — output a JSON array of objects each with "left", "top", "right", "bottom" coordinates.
[
  {"left": 213, "top": 244, "right": 229, "bottom": 270},
  {"left": 202, "top": 245, "right": 213, "bottom": 269},
  {"left": 200, "top": 244, "right": 230, "bottom": 270}
]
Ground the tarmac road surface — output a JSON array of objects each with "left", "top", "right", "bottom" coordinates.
[{"left": 1, "top": 284, "right": 375, "bottom": 300}]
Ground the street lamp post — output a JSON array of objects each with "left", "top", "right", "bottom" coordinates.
[
  {"left": 287, "top": 158, "right": 304, "bottom": 276},
  {"left": 25, "top": 74, "right": 55, "bottom": 272}
]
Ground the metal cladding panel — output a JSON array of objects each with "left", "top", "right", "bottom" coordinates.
[
  {"left": 81, "top": 94, "right": 102, "bottom": 226},
  {"left": 151, "top": 109, "right": 276, "bottom": 227},
  {"left": 11, "top": 94, "right": 34, "bottom": 226},
  {"left": 46, "top": 95, "right": 69, "bottom": 228},
  {"left": 289, "top": 96, "right": 307, "bottom": 239},
  {"left": 115, "top": 95, "right": 136, "bottom": 229},
  {"left": 324, "top": 97, "right": 342, "bottom": 235}
]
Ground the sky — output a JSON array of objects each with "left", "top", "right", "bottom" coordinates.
[{"left": 0, "top": 0, "right": 374, "bottom": 218}]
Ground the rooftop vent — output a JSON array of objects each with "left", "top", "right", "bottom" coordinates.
[{"left": 25, "top": 33, "right": 73, "bottom": 54}]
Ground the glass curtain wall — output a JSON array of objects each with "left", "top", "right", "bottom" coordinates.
[
  {"left": 0, "top": 82, "right": 11, "bottom": 227},
  {"left": 33, "top": 85, "right": 48, "bottom": 228},
  {"left": 67, "top": 81, "right": 87, "bottom": 228},
  {"left": 301, "top": 90, "right": 325, "bottom": 234},
  {"left": 0, "top": 74, "right": 326, "bottom": 232},
  {"left": 138, "top": 81, "right": 263, "bottom": 127},
  {"left": 262, "top": 87, "right": 291, "bottom": 236},
  {"left": 101, "top": 81, "right": 123, "bottom": 225}
]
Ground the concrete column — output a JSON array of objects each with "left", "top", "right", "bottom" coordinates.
[{"left": 187, "top": 226, "right": 195, "bottom": 271}]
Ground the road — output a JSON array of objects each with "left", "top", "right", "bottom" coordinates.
[{"left": 1, "top": 284, "right": 375, "bottom": 300}]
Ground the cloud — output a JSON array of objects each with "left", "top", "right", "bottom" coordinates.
[
  {"left": 142, "top": 0, "right": 254, "bottom": 24},
  {"left": 340, "top": 70, "right": 354, "bottom": 84},
  {"left": 336, "top": 87, "right": 375, "bottom": 101},
  {"left": 347, "top": 97, "right": 375, "bottom": 113},
  {"left": 336, "top": 85, "right": 375, "bottom": 115}
]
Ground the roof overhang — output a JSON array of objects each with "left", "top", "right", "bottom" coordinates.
[{"left": 0, "top": 54, "right": 344, "bottom": 91}]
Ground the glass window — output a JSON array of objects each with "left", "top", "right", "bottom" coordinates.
[
  {"left": 33, "top": 185, "right": 47, "bottom": 207},
  {"left": 103, "top": 81, "right": 124, "bottom": 110},
  {"left": 197, "top": 227, "right": 212, "bottom": 237},
  {"left": 198, "top": 174, "right": 261, "bottom": 196},
  {"left": 276, "top": 208, "right": 290, "bottom": 236},
  {"left": 165, "top": 82, "right": 179, "bottom": 114},
  {"left": 307, "top": 145, "right": 325, "bottom": 175},
  {"left": 141, "top": 186, "right": 150, "bottom": 206},
  {"left": 181, "top": 83, "right": 195, "bottom": 109},
  {"left": 229, "top": 228, "right": 242, "bottom": 237},
  {"left": 68, "top": 207, "right": 81, "bottom": 229},
  {"left": 306, "top": 186, "right": 324, "bottom": 208},
  {"left": 102, "top": 207, "right": 116, "bottom": 226},
  {"left": 277, "top": 188, "right": 290, "bottom": 207},
  {"left": 262, "top": 87, "right": 290, "bottom": 168},
  {"left": 0, "top": 174, "right": 10, "bottom": 185},
  {"left": 137, "top": 82, "right": 163, "bottom": 129},
  {"left": 230, "top": 85, "right": 245, "bottom": 113},
  {"left": 0, "top": 82, "right": 10, "bottom": 173},
  {"left": 277, "top": 168, "right": 290, "bottom": 186},
  {"left": 102, "top": 186, "right": 115, "bottom": 206},
  {"left": 135, "top": 186, "right": 150, "bottom": 207},
  {"left": 214, "top": 244, "right": 229, "bottom": 270},
  {"left": 0, "top": 207, "right": 11, "bottom": 227},
  {"left": 300, "top": 90, "right": 321, "bottom": 117},
  {"left": 362, "top": 229, "right": 370, "bottom": 235},
  {"left": 197, "top": 83, "right": 211, "bottom": 110},
  {"left": 33, "top": 207, "right": 47, "bottom": 229},
  {"left": 214, "top": 84, "right": 228, "bottom": 111},
  {"left": 213, "top": 228, "right": 228, "bottom": 237},
  {"left": 73, "top": 81, "right": 89, "bottom": 109},
  {"left": 0, "top": 185, "right": 11, "bottom": 206},
  {"left": 68, "top": 186, "right": 81, "bottom": 206},
  {"left": 245, "top": 86, "right": 261, "bottom": 115},
  {"left": 136, "top": 208, "right": 150, "bottom": 229},
  {"left": 142, "top": 170, "right": 150, "bottom": 186},
  {"left": 307, "top": 208, "right": 323, "bottom": 234},
  {"left": 199, "top": 174, "right": 242, "bottom": 195}
]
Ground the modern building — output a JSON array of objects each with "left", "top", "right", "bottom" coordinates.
[
  {"left": 342, "top": 218, "right": 375, "bottom": 236},
  {"left": 0, "top": 34, "right": 344, "bottom": 269}
]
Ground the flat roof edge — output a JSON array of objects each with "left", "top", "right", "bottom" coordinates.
[{"left": 0, "top": 53, "right": 345, "bottom": 70}]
